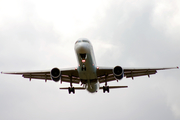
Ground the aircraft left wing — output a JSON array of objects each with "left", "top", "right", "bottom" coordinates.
[
  {"left": 1, "top": 68, "right": 80, "bottom": 84},
  {"left": 97, "top": 66, "right": 179, "bottom": 83}
]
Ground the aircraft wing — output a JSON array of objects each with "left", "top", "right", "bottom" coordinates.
[
  {"left": 97, "top": 67, "right": 179, "bottom": 83},
  {"left": 1, "top": 68, "right": 80, "bottom": 84},
  {"left": 2, "top": 67, "right": 178, "bottom": 84}
]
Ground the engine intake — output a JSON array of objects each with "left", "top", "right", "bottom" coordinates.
[
  {"left": 50, "top": 67, "right": 61, "bottom": 82},
  {"left": 113, "top": 66, "right": 124, "bottom": 80}
]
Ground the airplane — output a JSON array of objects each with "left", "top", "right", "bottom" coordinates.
[{"left": 1, "top": 38, "right": 179, "bottom": 94}]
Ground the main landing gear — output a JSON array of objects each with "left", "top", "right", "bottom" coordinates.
[
  {"left": 103, "top": 86, "right": 109, "bottom": 93},
  {"left": 103, "top": 74, "right": 109, "bottom": 93},
  {"left": 68, "top": 87, "right": 75, "bottom": 94},
  {"left": 68, "top": 75, "right": 75, "bottom": 94}
]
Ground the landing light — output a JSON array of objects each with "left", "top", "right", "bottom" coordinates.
[{"left": 82, "top": 60, "right": 86, "bottom": 63}]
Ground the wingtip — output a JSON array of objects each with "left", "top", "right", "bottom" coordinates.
[{"left": 177, "top": 66, "right": 179, "bottom": 69}]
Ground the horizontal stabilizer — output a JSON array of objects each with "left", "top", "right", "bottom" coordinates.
[
  {"left": 60, "top": 87, "right": 85, "bottom": 90},
  {"left": 100, "top": 86, "right": 128, "bottom": 89}
]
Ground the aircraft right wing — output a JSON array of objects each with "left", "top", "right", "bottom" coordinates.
[{"left": 97, "top": 66, "right": 179, "bottom": 83}]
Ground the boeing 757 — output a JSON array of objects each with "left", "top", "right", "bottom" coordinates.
[{"left": 1, "top": 38, "right": 179, "bottom": 94}]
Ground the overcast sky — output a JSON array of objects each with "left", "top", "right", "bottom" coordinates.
[{"left": 0, "top": 0, "right": 180, "bottom": 120}]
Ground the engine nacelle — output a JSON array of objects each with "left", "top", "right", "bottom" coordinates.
[
  {"left": 50, "top": 67, "right": 61, "bottom": 82},
  {"left": 113, "top": 66, "right": 124, "bottom": 80}
]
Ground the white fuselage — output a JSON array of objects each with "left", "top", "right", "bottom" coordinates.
[{"left": 74, "top": 38, "right": 99, "bottom": 93}]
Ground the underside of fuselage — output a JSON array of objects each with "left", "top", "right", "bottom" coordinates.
[
  {"left": 75, "top": 38, "right": 99, "bottom": 93},
  {"left": 83, "top": 80, "right": 99, "bottom": 93}
]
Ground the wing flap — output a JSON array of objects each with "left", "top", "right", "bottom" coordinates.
[
  {"left": 23, "top": 74, "right": 52, "bottom": 80},
  {"left": 98, "top": 75, "right": 115, "bottom": 83},
  {"left": 125, "top": 70, "right": 157, "bottom": 78},
  {"left": 61, "top": 75, "right": 80, "bottom": 84}
]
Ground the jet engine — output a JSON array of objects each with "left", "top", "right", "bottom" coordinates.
[
  {"left": 113, "top": 66, "right": 124, "bottom": 80},
  {"left": 50, "top": 67, "right": 61, "bottom": 82}
]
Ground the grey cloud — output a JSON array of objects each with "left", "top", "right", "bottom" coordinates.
[
  {"left": 0, "top": 0, "right": 180, "bottom": 120},
  {"left": 83, "top": 1, "right": 180, "bottom": 119}
]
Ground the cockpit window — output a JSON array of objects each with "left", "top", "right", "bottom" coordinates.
[
  {"left": 82, "top": 40, "right": 89, "bottom": 43},
  {"left": 75, "top": 40, "right": 81, "bottom": 44},
  {"left": 75, "top": 39, "right": 90, "bottom": 44}
]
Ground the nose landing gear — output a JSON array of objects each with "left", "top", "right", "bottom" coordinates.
[{"left": 81, "top": 64, "right": 86, "bottom": 71}]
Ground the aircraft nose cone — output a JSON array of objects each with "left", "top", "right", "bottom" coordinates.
[
  {"left": 75, "top": 44, "right": 90, "bottom": 53},
  {"left": 78, "top": 46, "right": 87, "bottom": 53}
]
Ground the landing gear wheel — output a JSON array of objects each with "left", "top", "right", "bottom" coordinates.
[
  {"left": 68, "top": 87, "right": 75, "bottom": 94},
  {"left": 72, "top": 87, "right": 75, "bottom": 94},
  {"left": 103, "top": 86, "right": 109, "bottom": 93}
]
